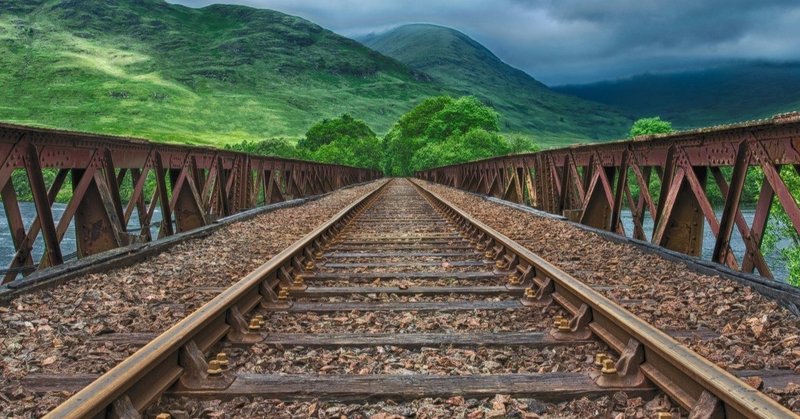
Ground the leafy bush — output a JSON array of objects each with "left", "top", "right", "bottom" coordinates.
[
  {"left": 312, "top": 135, "right": 383, "bottom": 170},
  {"left": 224, "top": 137, "right": 304, "bottom": 159},
  {"left": 762, "top": 167, "right": 800, "bottom": 285},
  {"left": 382, "top": 95, "right": 527, "bottom": 175},
  {"left": 409, "top": 128, "right": 510, "bottom": 172},
  {"left": 299, "top": 114, "right": 377, "bottom": 151},
  {"left": 629, "top": 117, "right": 673, "bottom": 138}
]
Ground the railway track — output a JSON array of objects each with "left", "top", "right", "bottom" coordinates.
[{"left": 44, "top": 179, "right": 796, "bottom": 418}]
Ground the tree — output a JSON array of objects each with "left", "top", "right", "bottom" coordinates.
[
  {"left": 762, "top": 167, "right": 800, "bottom": 285},
  {"left": 225, "top": 138, "right": 303, "bottom": 159},
  {"left": 629, "top": 117, "right": 673, "bottom": 138},
  {"left": 312, "top": 135, "right": 383, "bottom": 170},
  {"left": 424, "top": 96, "right": 499, "bottom": 140},
  {"left": 504, "top": 133, "right": 540, "bottom": 154},
  {"left": 382, "top": 95, "right": 504, "bottom": 176},
  {"left": 299, "top": 114, "right": 376, "bottom": 151},
  {"left": 383, "top": 96, "right": 453, "bottom": 176},
  {"left": 409, "top": 128, "right": 510, "bottom": 173}
]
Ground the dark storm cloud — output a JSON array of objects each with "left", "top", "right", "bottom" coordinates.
[{"left": 168, "top": 0, "right": 800, "bottom": 84}]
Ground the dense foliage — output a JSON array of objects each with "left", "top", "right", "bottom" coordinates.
[
  {"left": 383, "top": 96, "right": 538, "bottom": 175},
  {"left": 762, "top": 167, "right": 800, "bottom": 285},
  {"left": 224, "top": 138, "right": 302, "bottom": 160},
  {"left": 629, "top": 117, "right": 673, "bottom": 138}
]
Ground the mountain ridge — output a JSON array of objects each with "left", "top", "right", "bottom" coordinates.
[
  {"left": 0, "top": 2, "right": 629, "bottom": 146},
  {"left": 554, "top": 61, "right": 800, "bottom": 129},
  {"left": 357, "top": 23, "right": 632, "bottom": 144}
]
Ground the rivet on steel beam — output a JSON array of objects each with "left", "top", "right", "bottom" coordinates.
[
  {"left": 601, "top": 359, "right": 617, "bottom": 375},
  {"left": 216, "top": 352, "right": 229, "bottom": 369},
  {"left": 207, "top": 359, "right": 223, "bottom": 376},
  {"left": 594, "top": 353, "right": 607, "bottom": 368}
]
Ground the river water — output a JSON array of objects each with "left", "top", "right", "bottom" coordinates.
[
  {"left": 0, "top": 202, "right": 789, "bottom": 282},
  {"left": 0, "top": 202, "right": 162, "bottom": 270}
]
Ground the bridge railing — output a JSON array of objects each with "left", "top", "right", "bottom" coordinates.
[
  {"left": 417, "top": 113, "right": 800, "bottom": 282},
  {"left": 0, "top": 123, "right": 381, "bottom": 284}
]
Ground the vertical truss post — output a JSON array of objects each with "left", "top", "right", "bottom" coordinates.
[
  {"left": 24, "top": 143, "right": 62, "bottom": 266},
  {"left": 713, "top": 142, "right": 749, "bottom": 265}
]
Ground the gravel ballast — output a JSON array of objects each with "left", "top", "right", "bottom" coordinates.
[
  {"left": 422, "top": 180, "right": 800, "bottom": 412},
  {"left": 0, "top": 181, "right": 383, "bottom": 417}
]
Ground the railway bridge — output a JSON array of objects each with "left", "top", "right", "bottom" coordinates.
[{"left": 2, "top": 117, "right": 800, "bottom": 418}]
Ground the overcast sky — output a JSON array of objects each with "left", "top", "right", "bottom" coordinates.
[{"left": 169, "top": 0, "right": 800, "bottom": 85}]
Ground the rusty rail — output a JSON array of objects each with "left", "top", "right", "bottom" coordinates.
[
  {"left": 411, "top": 179, "right": 796, "bottom": 418},
  {"left": 0, "top": 123, "right": 381, "bottom": 283},
  {"left": 44, "top": 178, "right": 796, "bottom": 418},
  {"left": 44, "top": 180, "right": 389, "bottom": 418},
  {"left": 416, "top": 113, "right": 800, "bottom": 281}
]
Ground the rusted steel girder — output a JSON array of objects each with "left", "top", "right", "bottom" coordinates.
[
  {"left": 0, "top": 123, "right": 381, "bottom": 283},
  {"left": 417, "top": 113, "right": 800, "bottom": 281}
]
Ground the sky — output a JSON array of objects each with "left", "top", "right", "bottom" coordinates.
[{"left": 169, "top": 0, "right": 800, "bottom": 85}]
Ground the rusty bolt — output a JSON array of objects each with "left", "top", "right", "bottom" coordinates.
[
  {"left": 277, "top": 289, "right": 289, "bottom": 301},
  {"left": 524, "top": 288, "right": 536, "bottom": 299},
  {"left": 207, "top": 359, "right": 223, "bottom": 376},
  {"left": 601, "top": 358, "right": 617, "bottom": 375},
  {"left": 293, "top": 275, "right": 305, "bottom": 287},
  {"left": 254, "top": 315, "right": 266, "bottom": 327},
  {"left": 657, "top": 413, "right": 672, "bottom": 419},
  {"left": 558, "top": 318, "right": 571, "bottom": 332},
  {"left": 495, "top": 259, "right": 507, "bottom": 269},
  {"left": 156, "top": 414, "right": 172, "bottom": 419},
  {"left": 216, "top": 352, "right": 229, "bottom": 369},
  {"left": 484, "top": 250, "right": 494, "bottom": 259},
  {"left": 304, "top": 261, "right": 315, "bottom": 270},
  {"left": 248, "top": 318, "right": 262, "bottom": 332},
  {"left": 594, "top": 353, "right": 607, "bottom": 368},
  {"left": 314, "top": 251, "right": 324, "bottom": 260},
  {"left": 553, "top": 315, "right": 565, "bottom": 328},
  {"left": 508, "top": 273, "right": 521, "bottom": 285}
]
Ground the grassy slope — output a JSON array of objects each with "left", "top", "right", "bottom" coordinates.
[
  {"left": 0, "top": 0, "right": 444, "bottom": 145},
  {"left": 554, "top": 62, "right": 800, "bottom": 129},
  {"left": 358, "top": 24, "right": 632, "bottom": 146}
]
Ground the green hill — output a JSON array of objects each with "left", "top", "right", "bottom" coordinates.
[
  {"left": 0, "top": 0, "right": 444, "bottom": 145},
  {"left": 554, "top": 62, "right": 800, "bottom": 129},
  {"left": 0, "top": 2, "right": 632, "bottom": 147},
  {"left": 358, "top": 24, "right": 632, "bottom": 146}
]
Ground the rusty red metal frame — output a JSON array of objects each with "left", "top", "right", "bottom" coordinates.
[
  {"left": 417, "top": 113, "right": 800, "bottom": 281},
  {"left": 0, "top": 123, "right": 380, "bottom": 284}
]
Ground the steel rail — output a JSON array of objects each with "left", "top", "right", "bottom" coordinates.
[
  {"left": 44, "top": 180, "right": 390, "bottom": 418},
  {"left": 410, "top": 179, "right": 796, "bottom": 418}
]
